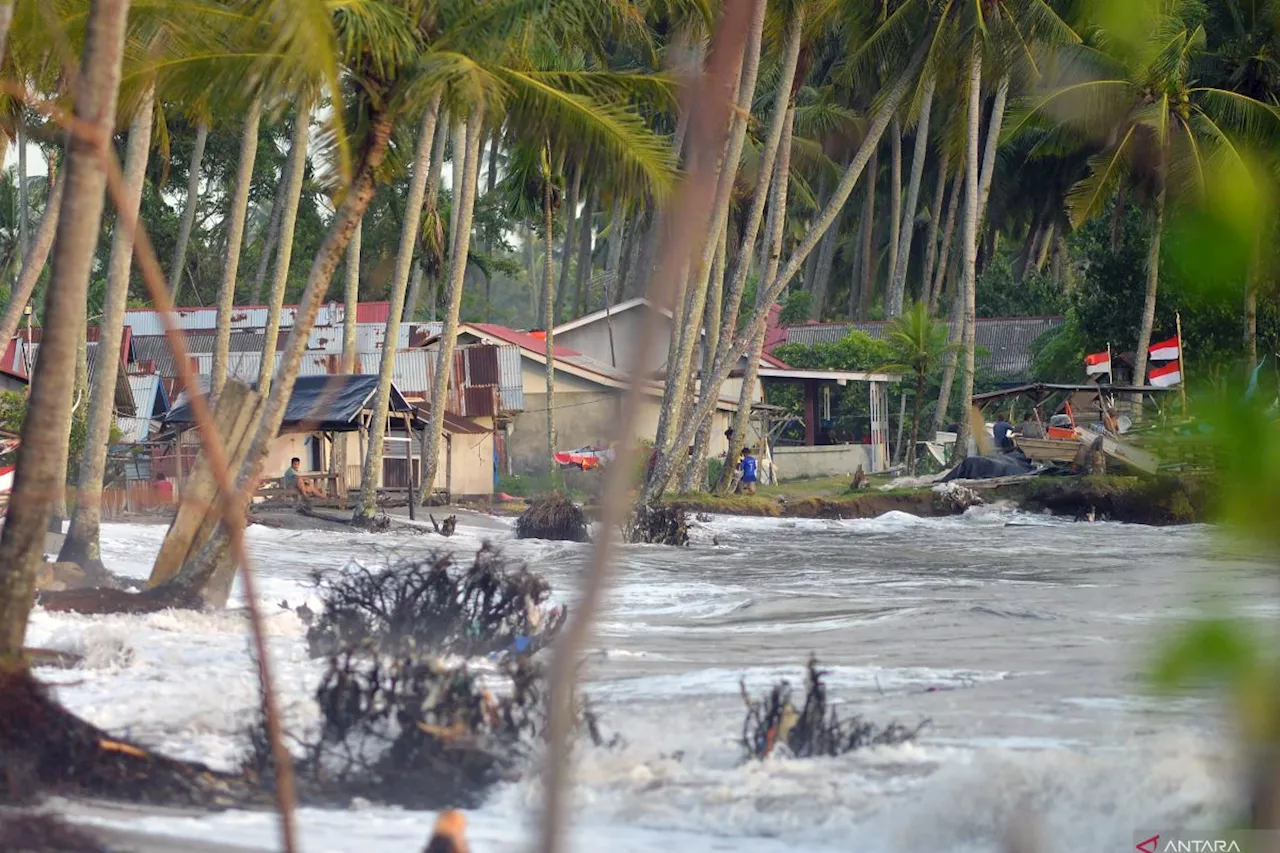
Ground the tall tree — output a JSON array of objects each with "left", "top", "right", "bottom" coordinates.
[
  {"left": 257, "top": 103, "right": 310, "bottom": 395},
  {"left": 212, "top": 99, "right": 261, "bottom": 399},
  {"left": 420, "top": 104, "right": 482, "bottom": 500},
  {"left": 59, "top": 84, "right": 156, "bottom": 567},
  {"left": 887, "top": 75, "right": 936, "bottom": 315},
  {"left": 356, "top": 94, "right": 441, "bottom": 522},
  {"left": 0, "top": 0, "right": 129, "bottom": 662},
  {"left": 168, "top": 121, "right": 208, "bottom": 297}
]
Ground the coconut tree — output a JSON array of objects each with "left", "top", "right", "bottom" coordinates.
[
  {"left": 212, "top": 98, "right": 262, "bottom": 399},
  {"left": 58, "top": 82, "right": 156, "bottom": 569},
  {"left": 877, "top": 300, "right": 956, "bottom": 475},
  {"left": 1004, "top": 5, "right": 1280, "bottom": 396},
  {"left": 356, "top": 92, "right": 442, "bottom": 522},
  {"left": 168, "top": 119, "right": 208, "bottom": 297},
  {"left": 0, "top": 0, "right": 130, "bottom": 662}
]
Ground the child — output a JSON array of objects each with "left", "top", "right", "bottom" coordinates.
[{"left": 738, "top": 447, "right": 758, "bottom": 495}]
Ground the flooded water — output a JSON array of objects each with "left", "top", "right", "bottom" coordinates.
[{"left": 24, "top": 506, "right": 1277, "bottom": 852}]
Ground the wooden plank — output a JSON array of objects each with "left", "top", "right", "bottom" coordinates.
[
  {"left": 147, "top": 381, "right": 252, "bottom": 588},
  {"left": 1079, "top": 428, "right": 1160, "bottom": 475}
]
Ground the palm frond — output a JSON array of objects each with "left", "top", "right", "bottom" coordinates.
[{"left": 1065, "top": 127, "right": 1135, "bottom": 227}]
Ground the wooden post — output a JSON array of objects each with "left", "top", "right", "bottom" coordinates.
[
  {"left": 402, "top": 412, "right": 417, "bottom": 520},
  {"left": 445, "top": 432, "right": 452, "bottom": 503},
  {"left": 1176, "top": 311, "right": 1187, "bottom": 416}
]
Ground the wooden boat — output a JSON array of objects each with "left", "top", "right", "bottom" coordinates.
[
  {"left": 1013, "top": 435, "right": 1081, "bottom": 464},
  {"left": 1076, "top": 428, "right": 1160, "bottom": 474}
]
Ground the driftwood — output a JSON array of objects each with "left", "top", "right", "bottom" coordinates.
[
  {"left": 0, "top": 811, "right": 112, "bottom": 852},
  {"left": 740, "top": 657, "right": 928, "bottom": 760},
  {"left": 428, "top": 514, "right": 456, "bottom": 537},
  {"left": 36, "top": 584, "right": 198, "bottom": 616}
]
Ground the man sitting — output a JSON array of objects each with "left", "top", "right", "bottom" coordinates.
[
  {"left": 283, "top": 457, "right": 323, "bottom": 503},
  {"left": 1016, "top": 413, "right": 1045, "bottom": 440}
]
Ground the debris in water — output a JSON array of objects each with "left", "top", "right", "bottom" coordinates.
[
  {"left": 515, "top": 492, "right": 589, "bottom": 542},
  {"left": 304, "top": 544, "right": 566, "bottom": 660},
  {"left": 624, "top": 504, "right": 689, "bottom": 546},
  {"left": 423, "top": 809, "right": 469, "bottom": 853},
  {"left": 429, "top": 514, "right": 457, "bottom": 537},
  {"left": 739, "top": 656, "right": 929, "bottom": 760}
]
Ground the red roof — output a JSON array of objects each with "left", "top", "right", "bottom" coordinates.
[
  {"left": 760, "top": 350, "right": 791, "bottom": 369},
  {"left": 467, "top": 323, "right": 580, "bottom": 358}
]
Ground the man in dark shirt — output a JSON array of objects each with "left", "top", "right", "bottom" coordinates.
[{"left": 992, "top": 417, "right": 1014, "bottom": 450}]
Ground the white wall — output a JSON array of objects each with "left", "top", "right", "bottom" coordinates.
[{"left": 772, "top": 444, "right": 873, "bottom": 481}]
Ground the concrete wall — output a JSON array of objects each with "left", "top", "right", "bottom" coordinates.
[
  {"left": 557, "top": 310, "right": 690, "bottom": 372},
  {"left": 772, "top": 444, "right": 872, "bottom": 481}
]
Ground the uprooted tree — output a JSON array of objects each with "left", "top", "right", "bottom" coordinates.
[{"left": 740, "top": 657, "right": 929, "bottom": 760}]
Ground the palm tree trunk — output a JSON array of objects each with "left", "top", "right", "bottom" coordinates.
[
  {"left": 715, "top": 101, "right": 794, "bottom": 494},
  {"left": 654, "top": 0, "right": 766, "bottom": 461},
  {"left": 921, "top": 162, "right": 947, "bottom": 304},
  {"left": 889, "top": 76, "right": 936, "bottom": 315},
  {"left": 169, "top": 122, "right": 208, "bottom": 297},
  {"left": 0, "top": 169, "right": 65, "bottom": 348},
  {"left": 17, "top": 117, "right": 28, "bottom": 264},
  {"left": 356, "top": 95, "right": 441, "bottom": 521},
  {"left": 257, "top": 103, "right": 310, "bottom": 395},
  {"left": 848, "top": 214, "right": 864, "bottom": 316},
  {"left": 1246, "top": 230, "right": 1259, "bottom": 372},
  {"left": 249, "top": 198, "right": 282, "bottom": 304},
  {"left": 714, "top": 4, "right": 803, "bottom": 385},
  {"left": 604, "top": 200, "right": 626, "bottom": 312},
  {"left": 933, "top": 276, "right": 963, "bottom": 433},
  {"left": 683, "top": 223, "right": 727, "bottom": 492},
  {"left": 59, "top": 83, "right": 154, "bottom": 568},
  {"left": 909, "top": 373, "right": 924, "bottom": 475},
  {"left": 571, "top": 190, "right": 596, "bottom": 317},
  {"left": 407, "top": 111, "right": 450, "bottom": 323},
  {"left": 645, "top": 28, "right": 931, "bottom": 503},
  {"left": 212, "top": 99, "right": 261, "bottom": 400},
  {"left": 421, "top": 105, "right": 482, "bottom": 501},
  {"left": 954, "top": 45, "right": 984, "bottom": 460},
  {"left": 0, "top": 0, "right": 128, "bottom": 661},
  {"left": 331, "top": 219, "right": 360, "bottom": 489},
  {"left": 486, "top": 129, "right": 499, "bottom": 195},
  {"left": 542, "top": 151, "right": 557, "bottom": 476},
  {"left": 887, "top": 119, "right": 902, "bottom": 300},
  {"left": 554, "top": 168, "right": 580, "bottom": 323},
  {"left": 809, "top": 202, "right": 841, "bottom": 321},
  {"left": 977, "top": 76, "right": 1010, "bottom": 226},
  {"left": 1133, "top": 179, "right": 1166, "bottom": 399},
  {"left": 859, "top": 149, "right": 878, "bottom": 317},
  {"left": 930, "top": 173, "right": 961, "bottom": 312}
]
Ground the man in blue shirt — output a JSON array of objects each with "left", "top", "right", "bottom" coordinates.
[
  {"left": 992, "top": 416, "right": 1014, "bottom": 451},
  {"left": 738, "top": 447, "right": 759, "bottom": 495}
]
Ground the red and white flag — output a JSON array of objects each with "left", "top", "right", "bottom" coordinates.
[
  {"left": 1149, "top": 335, "right": 1180, "bottom": 361},
  {"left": 1149, "top": 359, "right": 1182, "bottom": 387},
  {"left": 1084, "top": 350, "right": 1112, "bottom": 376}
]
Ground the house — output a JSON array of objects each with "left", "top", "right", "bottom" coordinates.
[
  {"left": 118, "top": 372, "right": 171, "bottom": 443},
  {"left": 780, "top": 316, "right": 1065, "bottom": 386},
  {"left": 454, "top": 322, "right": 749, "bottom": 474},
  {"left": 163, "top": 375, "right": 493, "bottom": 498}
]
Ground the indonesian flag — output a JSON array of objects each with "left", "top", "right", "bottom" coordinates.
[
  {"left": 1149, "top": 359, "right": 1182, "bottom": 387},
  {"left": 1084, "top": 350, "right": 1111, "bottom": 375},
  {"left": 1149, "top": 335, "right": 1181, "bottom": 361}
]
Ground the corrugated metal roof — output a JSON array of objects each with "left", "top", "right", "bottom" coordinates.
[
  {"left": 782, "top": 316, "right": 1065, "bottom": 383},
  {"left": 116, "top": 416, "right": 154, "bottom": 444},
  {"left": 122, "top": 301, "right": 393, "bottom": 336},
  {"left": 127, "top": 374, "right": 168, "bottom": 420}
]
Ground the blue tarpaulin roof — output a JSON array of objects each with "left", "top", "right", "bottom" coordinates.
[{"left": 164, "top": 375, "right": 416, "bottom": 432}]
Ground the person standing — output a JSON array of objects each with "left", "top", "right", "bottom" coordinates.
[{"left": 738, "top": 447, "right": 759, "bottom": 496}]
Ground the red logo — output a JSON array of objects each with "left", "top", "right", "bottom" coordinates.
[{"left": 1136, "top": 836, "right": 1160, "bottom": 853}]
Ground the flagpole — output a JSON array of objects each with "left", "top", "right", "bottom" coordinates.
[
  {"left": 1107, "top": 342, "right": 1113, "bottom": 385},
  {"left": 1176, "top": 312, "right": 1187, "bottom": 416}
]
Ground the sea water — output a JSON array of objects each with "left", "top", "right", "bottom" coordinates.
[{"left": 23, "top": 506, "right": 1269, "bottom": 852}]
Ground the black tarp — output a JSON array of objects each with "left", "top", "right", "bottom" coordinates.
[
  {"left": 940, "top": 450, "right": 1034, "bottom": 482},
  {"left": 164, "top": 375, "right": 414, "bottom": 432}
]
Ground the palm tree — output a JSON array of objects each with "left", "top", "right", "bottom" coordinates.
[
  {"left": 59, "top": 83, "right": 156, "bottom": 568},
  {"left": 168, "top": 119, "right": 209, "bottom": 297},
  {"left": 0, "top": 0, "right": 130, "bottom": 662},
  {"left": 356, "top": 93, "right": 442, "bottom": 522},
  {"left": 212, "top": 98, "right": 263, "bottom": 400},
  {"left": 877, "top": 300, "right": 956, "bottom": 475},
  {"left": 1004, "top": 7, "right": 1280, "bottom": 397}
]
